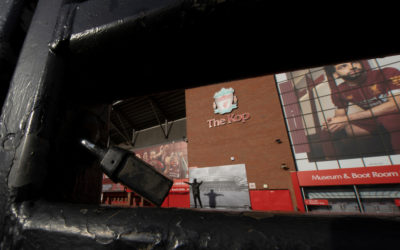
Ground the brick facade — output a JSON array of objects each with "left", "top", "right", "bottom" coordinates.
[{"left": 186, "top": 75, "right": 298, "bottom": 209}]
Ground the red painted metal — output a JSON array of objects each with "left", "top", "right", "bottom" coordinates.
[
  {"left": 291, "top": 172, "right": 306, "bottom": 212},
  {"left": 304, "top": 199, "right": 329, "bottom": 206},
  {"left": 161, "top": 193, "right": 190, "bottom": 208},
  {"left": 249, "top": 190, "right": 294, "bottom": 211}
]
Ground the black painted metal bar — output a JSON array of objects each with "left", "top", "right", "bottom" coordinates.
[
  {"left": 353, "top": 185, "right": 365, "bottom": 213},
  {"left": 0, "top": 0, "right": 65, "bottom": 244},
  {"left": 2, "top": 0, "right": 65, "bottom": 197},
  {"left": 6, "top": 200, "right": 400, "bottom": 250},
  {"left": 0, "top": 0, "right": 25, "bottom": 61},
  {"left": 0, "top": 0, "right": 32, "bottom": 108},
  {"left": 1, "top": 0, "right": 400, "bottom": 249}
]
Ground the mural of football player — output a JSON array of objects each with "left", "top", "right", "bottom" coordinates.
[{"left": 323, "top": 61, "right": 400, "bottom": 153}]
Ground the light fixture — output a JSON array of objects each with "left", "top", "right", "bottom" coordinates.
[
  {"left": 281, "top": 163, "right": 289, "bottom": 170},
  {"left": 112, "top": 100, "right": 124, "bottom": 106}
]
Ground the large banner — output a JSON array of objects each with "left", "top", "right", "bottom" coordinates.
[
  {"left": 102, "top": 141, "right": 189, "bottom": 196},
  {"left": 134, "top": 141, "right": 189, "bottom": 180},
  {"left": 276, "top": 55, "right": 400, "bottom": 171}
]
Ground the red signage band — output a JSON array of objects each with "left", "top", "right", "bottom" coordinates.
[
  {"left": 297, "top": 165, "right": 400, "bottom": 186},
  {"left": 170, "top": 179, "right": 190, "bottom": 193},
  {"left": 304, "top": 199, "right": 329, "bottom": 206},
  {"left": 395, "top": 199, "right": 400, "bottom": 207}
]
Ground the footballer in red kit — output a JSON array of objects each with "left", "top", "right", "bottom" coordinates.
[{"left": 323, "top": 62, "right": 400, "bottom": 153}]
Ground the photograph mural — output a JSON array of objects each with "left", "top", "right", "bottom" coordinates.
[
  {"left": 275, "top": 55, "right": 400, "bottom": 171},
  {"left": 188, "top": 164, "right": 251, "bottom": 210}
]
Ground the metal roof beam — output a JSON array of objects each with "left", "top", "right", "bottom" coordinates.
[
  {"left": 147, "top": 96, "right": 172, "bottom": 139},
  {"left": 110, "top": 120, "right": 133, "bottom": 146}
]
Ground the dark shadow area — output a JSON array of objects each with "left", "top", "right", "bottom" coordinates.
[
  {"left": 0, "top": 0, "right": 38, "bottom": 110},
  {"left": 204, "top": 189, "right": 224, "bottom": 208},
  {"left": 63, "top": 0, "right": 400, "bottom": 104},
  {"left": 307, "top": 128, "right": 393, "bottom": 161},
  {"left": 330, "top": 216, "right": 399, "bottom": 250}
]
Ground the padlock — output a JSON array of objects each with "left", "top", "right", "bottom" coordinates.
[{"left": 81, "top": 139, "right": 172, "bottom": 206}]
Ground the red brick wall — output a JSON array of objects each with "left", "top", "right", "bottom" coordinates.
[{"left": 185, "top": 75, "right": 298, "bottom": 209}]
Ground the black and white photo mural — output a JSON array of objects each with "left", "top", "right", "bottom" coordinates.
[{"left": 188, "top": 164, "right": 251, "bottom": 210}]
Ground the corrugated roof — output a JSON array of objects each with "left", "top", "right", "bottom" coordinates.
[{"left": 109, "top": 89, "right": 186, "bottom": 145}]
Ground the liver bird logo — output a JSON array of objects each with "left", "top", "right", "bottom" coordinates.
[{"left": 213, "top": 88, "right": 238, "bottom": 114}]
